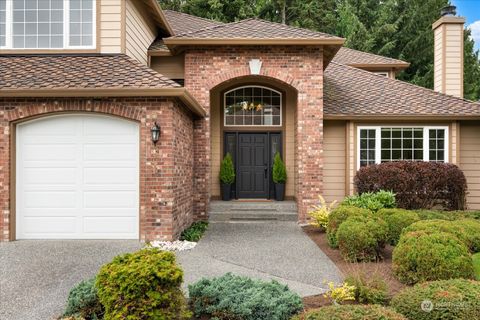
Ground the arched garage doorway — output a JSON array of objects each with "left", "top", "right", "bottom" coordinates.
[{"left": 15, "top": 114, "right": 140, "bottom": 239}]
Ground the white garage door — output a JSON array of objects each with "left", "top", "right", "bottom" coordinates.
[{"left": 16, "top": 115, "right": 140, "bottom": 239}]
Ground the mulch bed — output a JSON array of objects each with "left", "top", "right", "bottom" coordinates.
[{"left": 301, "top": 225, "right": 407, "bottom": 310}]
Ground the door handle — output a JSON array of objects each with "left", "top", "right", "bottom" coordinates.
[{"left": 264, "top": 167, "right": 268, "bottom": 178}]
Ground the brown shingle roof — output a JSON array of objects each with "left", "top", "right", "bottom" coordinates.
[
  {"left": 167, "top": 18, "right": 343, "bottom": 41},
  {"left": 0, "top": 54, "right": 180, "bottom": 90},
  {"left": 148, "top": 39, "right": 171, "bottom": 54},
  {"left": 324, "top": 62, "right": 480, "bottom": 118},
  {"left": 163, "top": 10, "right": 224, "bottom": 35},
  {"left": 332, "top": 47, "right": 409, "bottom": 68}
]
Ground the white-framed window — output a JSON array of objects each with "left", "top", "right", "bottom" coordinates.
[
  {"left": 357, "top": 126, "right": 449, "bottom": 168},
  {"left": 0, "top": 0, "right": 95, "bottom": 49},
  {"left": 374, "top": 71, "right": 389, "bottom": 77},
  {"left": 224, "top": 86, "right": 282, "bottom": 127}
]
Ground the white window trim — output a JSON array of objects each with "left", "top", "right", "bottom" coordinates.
[
  {"left": 374, "top": 71, "right": 390, "bottom": 77},
  {"left": 0, "top": 0, "right": 96, "bottom": 50},
  {"left": 357, "top": 125, "right": 449, "bottom": 170},
  {"left": 223, "top": 85, "right": 283, "bottom": 127}
]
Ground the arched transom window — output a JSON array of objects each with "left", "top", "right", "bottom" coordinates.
[{"left": 224, "top": 86, "right": 282, "bottom": 126}]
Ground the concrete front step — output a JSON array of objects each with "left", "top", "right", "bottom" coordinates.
[{"left": 209, "top": 200, "right": 298, "bottom": 222}]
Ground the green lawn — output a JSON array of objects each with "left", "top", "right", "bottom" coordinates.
[{"left": 473, "top": 253, "right": 480, "bottom": 280}]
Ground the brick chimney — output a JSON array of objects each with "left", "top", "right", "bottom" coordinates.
[{"left": 432, "top": 6, "right": 465, "bottom": 98}]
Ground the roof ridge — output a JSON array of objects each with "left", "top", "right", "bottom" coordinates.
[
  {"left": 330, "top": 61, "right": 478, "bottom": 104},
  {"left": 340, "top": 47, "right": 409, "bottom": 65},
  {"left": 163, "top": 9, "right": 225, "bottom": 25}
]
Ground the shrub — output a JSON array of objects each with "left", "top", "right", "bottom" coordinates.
[
  {"left": 188, "top": 273, "right": 303, "bottom": 320},
  {"left": 326, "top": 206, "right": 371, "bottom": 248},
  {"left": 180, "top": 221, "right": 208, "bottom": 242},
  {"left": 341, "top": 190, "right": 396, "bottom": 212},
  {"left": 402, "top": 219, "right": 480, "bottom": 253},
  {"left": 473, "top": 253, "right": 480, "bottom": 280},
  {"left": 391, "top": 279, "right": 480, "bottom": 320},
  {"left": 392, "top": 231, "right": 474, "bottom": 284},
  {"left": 96, "top": 249, "right": 191, "bottom": 320},
  {"left": 220, "top": 153, "right": 235, "bottom": 184},
  {"left": 345, "top": 271, "right": 389, "bottom": 305},
  {"left": 378, "top": 208, "right": 420, "bottom": 245},
  {"left": 63, "top": 278, "right": 103, "bottom": 320},
  {"left": 272, "top": 152, "right": 287, "bottom": 184},
  {"left": 336, "top": 216, "right": 388, "bottom": 262},
  {"left": 322, "top": 282, "right": 356, "bottom": 304},
  {"left": 415, "top": 209, "right": 452, "bottom": 220},
  {"left": 292, "top": 305, "right": 407, "bottom": 320},
  {"left": 308, "top": 195, "right": 337, "bottom": 230},
  {"left": 355, "top": 161, "right": 467, "bottom": 210}
]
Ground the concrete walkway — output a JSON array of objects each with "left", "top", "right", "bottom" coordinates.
[
  {"left": 177, "top": 221, "right": 343, "bottom": 297},
  {"left": 0, "top": 222, "right": 342, "bottom": 319}
]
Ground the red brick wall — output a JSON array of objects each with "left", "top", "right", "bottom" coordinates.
[
  {"left": 184, "top": 45, "right": 325, "bottom": 221},
  {"left": 0, "top": 97, "right": 195, "bottom": 241}
]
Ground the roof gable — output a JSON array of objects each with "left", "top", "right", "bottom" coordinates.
[
  {"left": 332, "top": 47, "right": 409, "bottom": 69},
  {"left": 324, "top": 62, "right": 479, "bottom": 118},
  {"left": 166, "top": 18, "right": 343, "bottom": 42}
]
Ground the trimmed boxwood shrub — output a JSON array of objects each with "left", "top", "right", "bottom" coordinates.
[
  {"left": 341, "top": 190, "right": 396, "bottom": 212},
  {"left": 391, "top": 279, "right": 480, "bottom": 320},
  {"left": 96, "top": 249, "right": 191, "bottom": 320},
  {"left": 392, "top": 231, "right": 474, "bottom": 284},
  {"left": 402, "top": 219, "right": 480, "bottom": 253},
  {"left": 355, "top": 161, "right": 467, "bottom": 210},
  {"left": 336, "top": 216, "right": 388, "bottom": 262},
  {"left": 63, "top": 278, "right": 103, "bottom": 320},
  {"left": 326, "top": 206, "right": 371, "bottom": 248},
  {"left": 188, "top": 273, "right": 303, "bottom": 320},
  {"left": 378, "top": 208, "right": 420, "bottom": 245},
  {"left": 415, "top": 209, "right": 452, "bottom": 220},
  {"left": 292, "top": 305, "right": 407, "bottom": 320}
]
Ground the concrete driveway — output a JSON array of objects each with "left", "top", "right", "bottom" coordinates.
[
  {"left": 0, "top": 240, "right": 141, "bottom": 320},
  {"left": 0, "top": 222, "right": 342, "bottom": 320}
]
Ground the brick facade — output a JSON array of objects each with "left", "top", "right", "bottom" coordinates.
[
  {"left": 184, "top": 45, "right": 325, "bottom": 221},
  {"left": 0, "top": 97, "right": 195, "bottom": 241}
]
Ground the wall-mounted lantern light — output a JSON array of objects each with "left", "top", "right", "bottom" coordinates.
[{"left": 151, "top": 122, "right": 161, "bottom": 145}]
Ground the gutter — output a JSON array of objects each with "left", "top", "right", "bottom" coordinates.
[
  {"left": 324, "top": 114, "right": 480, "bottom": 121},
  {"left": 0, "top": 87, "right": 206, "bottom": 118}
]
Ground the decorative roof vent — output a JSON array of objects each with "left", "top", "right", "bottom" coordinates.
[{"left": 440, "top": 5, "right": 457, "bottom": 17}]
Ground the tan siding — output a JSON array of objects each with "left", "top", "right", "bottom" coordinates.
[
  {"left": 323, "top": 121, "right": 347, "bottom": 203},
  {"left": 125, "top": 0, "right": 156, "bottom": 65},
  {"left": 433, "top": 21, "right": 464, "bottom": 97},
  {"left": 460, "top": 121, "right": 480, "bottom": 210},
  {"left": 100, "top": 0, "right": 122, "bottom": 53},
  {"left": 150, "top": 55, "right": 185, "bottom": 79}
]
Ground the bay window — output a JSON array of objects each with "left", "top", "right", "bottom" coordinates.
[
  {"left": 358, "top": 126, "right": 448, "bottom": 168},
  {"left": 0, "top": 0, "right": 95, "bottom": 49}
]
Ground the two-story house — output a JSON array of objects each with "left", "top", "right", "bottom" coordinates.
[{"left": 0, "top": 0, "right": 478, "bottom": 241}]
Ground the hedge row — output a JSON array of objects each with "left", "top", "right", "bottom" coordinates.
[{"left": 355, "top": 161, "right": 467, "bottom": 210}]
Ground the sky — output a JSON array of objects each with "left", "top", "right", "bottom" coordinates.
[{"left": 452, "top": 0, "right": 480, "bottom": 51}]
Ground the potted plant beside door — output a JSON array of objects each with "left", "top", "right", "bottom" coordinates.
[
  {"left": 273, "top": 152, "right": 287, "bottom": 201},
  {"left": 220, "top": 153, "right": 235, "bottom": 201}
]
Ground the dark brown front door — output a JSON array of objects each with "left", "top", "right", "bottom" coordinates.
[{"left": 238, "top": 133, "right": 269, "bottom": 198}]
